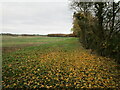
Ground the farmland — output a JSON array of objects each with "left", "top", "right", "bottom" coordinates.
[{"left": 2, "top": 35, "right": 120, "bottom": 89}]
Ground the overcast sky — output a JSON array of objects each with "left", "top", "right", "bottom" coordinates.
[
  {"left": 1, "top": 1, "right": 73, "bottom": 35},
  {"left": 1, "top": 0, "right": 119, "bottom": 35}
]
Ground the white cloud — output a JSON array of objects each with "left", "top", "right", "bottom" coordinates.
[
  {"left": 2, "top": 2, "right": 73, "bottom": 35},
  {"left": 0, "top": 0, "right": 68, "bottom": 3}
]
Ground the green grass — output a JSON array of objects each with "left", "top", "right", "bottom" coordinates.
[
  {"left": 2, "top": 35, "right": 71, "bottom": 47},
  {"left": 2, "top": 36, "right": 120, "bottom": 89}
]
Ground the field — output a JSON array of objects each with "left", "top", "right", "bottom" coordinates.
[{"left": 2, "top": 36, "right": 120, "bottom": 89}]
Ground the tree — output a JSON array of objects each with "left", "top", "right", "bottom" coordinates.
[{"left": 70, "top": 0, "right": 120, "bottom": 63}]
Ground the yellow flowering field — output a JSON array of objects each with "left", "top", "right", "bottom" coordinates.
[{"left": 2, "top": 36, "right": 120, "bottom": 89}]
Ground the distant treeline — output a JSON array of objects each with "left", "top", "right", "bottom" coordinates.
[
  {"left": 1, "top": 33, "right": 77, "bottom": 37},
  {"left": 1, "top": 33, "right": 47, "bottom": 36},
  {"left": 47, "top": 33, "right": 77, "bottom": 37}
]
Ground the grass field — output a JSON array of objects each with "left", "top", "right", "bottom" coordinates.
[{"left": 2, "top": 36, "right": 120, "bottom": 89}]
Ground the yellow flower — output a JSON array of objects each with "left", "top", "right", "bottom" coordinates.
[{"left": 37, "top": 69, "right": 40, "bottom": 71}]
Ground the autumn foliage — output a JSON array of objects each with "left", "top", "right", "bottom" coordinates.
[
  {"left": 47, "top": 33, "right": 77, "bottom": 37},
  {"left": 2, "top": 37, "right": 119, "bottom": 88},
  {"left": 70, "top": 1, "right": 120, "bottom": 63}
]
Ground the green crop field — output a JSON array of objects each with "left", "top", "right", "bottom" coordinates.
[{"left": 2, "top": 36, "right": 120, "bottom": 89}]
